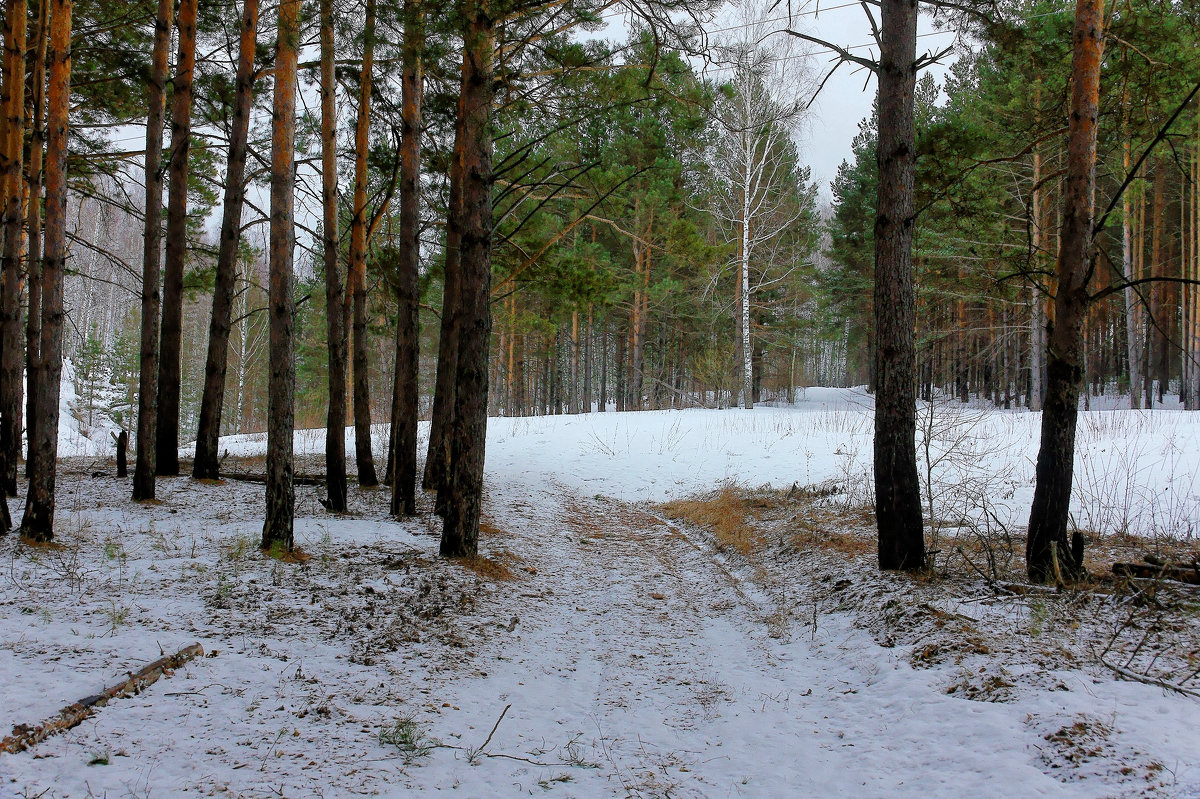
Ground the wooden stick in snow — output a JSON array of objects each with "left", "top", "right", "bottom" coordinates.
[
  {"left": 1112, "top": 562, "right": 1200, "bottom": 585},
  {"left": 0, "top": 642, "right": 203, "bottom": 755}
]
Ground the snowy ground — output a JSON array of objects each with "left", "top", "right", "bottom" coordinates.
[{"left": 2, "top": 389, "right": 1199, "bottom": 797}]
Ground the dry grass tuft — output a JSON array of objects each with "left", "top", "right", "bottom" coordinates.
[
  {"left": 478, "top": 520, "right": 505, "bottom": 538},
  {"left": 270, "top": 546, "right": 312, "bottom": 564},
  {"left": 661, "top": 486, "right": 765, "bottom": 556},
  {"left": 17, "top": 537, "right": 67, "bottom": 551},
  {"left": 458, "top": 553, "right": 519, "bottom": 581},
  {"left": 662, "top": 483, "right": 875, "bottom": 560}
]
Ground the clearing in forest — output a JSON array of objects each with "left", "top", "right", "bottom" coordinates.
[{"left": 2, "top": 392, "right": 1199, "bottom": 797}]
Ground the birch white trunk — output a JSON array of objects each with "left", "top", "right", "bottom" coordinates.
[
  {"left": 1122, "top": 141, "right": 1142, "bottom": 409},
  {"left": 1029, "top": 150, "right": 1045, "bottom": 411},
  {"left": 741, "top": 131, "right": 753, "bottom": 409}
]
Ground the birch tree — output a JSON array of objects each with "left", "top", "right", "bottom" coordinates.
[{"left": 710, "top": 20, "right": 808, "bottom": 409}]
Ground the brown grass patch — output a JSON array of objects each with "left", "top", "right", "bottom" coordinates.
[
  {"left": 478, "top": 520, "right": 505, "bottom": 538},
  {"left": 661, "top": 486, "right": 767, "bottom": 555},
  {"left": 790, "top": 525, "right": 874, "bottom": 558},
  {"left": 16, "top": 537, "right": 67, "bottom": 551},
  {"left": 266, "top": 546, "right": 311, "bottom": 564},
  {"left": 662, "top": 484, "right": 876, "bottom": 560},
  {"left": 458, "top": 553, "right": 519, "bottom": 581}
]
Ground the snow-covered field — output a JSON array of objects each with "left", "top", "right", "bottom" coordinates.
[
  {"left": 187, "top": 386, "right": 1200, "bottom": 540},
  {"left": 3, "top": 389, "right": 1199, "bottom": 797}
]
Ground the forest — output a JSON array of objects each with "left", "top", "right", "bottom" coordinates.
[
  {"left": 1, "top": 0, "right": 1199, "bottom": 794},
  {"left": 0, "top": 0, "right": 1195, "bottom": 557}
]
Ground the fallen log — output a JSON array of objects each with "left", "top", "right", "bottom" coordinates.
[
  {"left": 222, "top": 472, "right": 330, "bottom": 487},
  {"left": 1112, "top": 562, "right": 1200, "bottom": 585},
  {"left": 0, "top": 643, "right": 204, "bottom": 756}
]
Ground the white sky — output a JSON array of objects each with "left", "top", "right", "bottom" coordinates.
[
  {"left": 599, "top": 1, "right": 959, "bottom": 201},
  {"left": 777, "top": 2, "right": 956, "bottom": 197}
]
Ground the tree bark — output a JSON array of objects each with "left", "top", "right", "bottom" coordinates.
[
  {"left": 262, "top": 0, "right": 298, "bottom": 552},
  {"left": 1026, "top": 0, "right": 1104, "bottom": 583},
  {"left": 423, "top": 119, "right": 464, "bottom": 496},
  {"left": 1120, "top": 135, "right": 1142, "bottom": 409},
  {"left": 193, "top": 0, "right": 258, "bottom": 481},
  {"left": 440, "top": 1, "right": 494, "bottom": 558},
  {"left": 0, "top": 643, "right": 202, "bottom": 755},
  {"left": 23, "top": 0, "right": 47, "bottom": 479},
  {"left": 390, "top": 0, "right": 422, "bottom": 517},
  {"left": 1029, "top": 147, "right": 1046, "bottom": 411},
  {"left": 132, "top": 0, "right": 173, "bottom": 501},
  {"left": 19, "top": 0, "right": 68, "bottom": 542},
  {"left": 740, "top": 168, "right": 753, "bottom": 410},
  {"left": 348, "top": 0, "right": 379, "bottom": 488},
  {"left": 1149, "top": 159, "right": 1167, "bottom": 402},
  {"left": 116, "top": 430, "right": 127, "bottom": 477},
  {"left": 155, "top": 0, "right": 199, "bottom": 476},
  {"left": 569, "top": 308, "right": 579, "bottom": 414},
  {"left": 0, "top": 0, "right": 28, "bottom": 497},
  {"left": 319, "top": 0, "right": 347, "bottom": 511},
  {"left": 873, "top": 0, "right": 924, "bottom": 571}
]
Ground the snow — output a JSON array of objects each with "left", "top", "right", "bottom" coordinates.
[{"left": 2, "top": 390, "right": 1199, "bottom": 797}]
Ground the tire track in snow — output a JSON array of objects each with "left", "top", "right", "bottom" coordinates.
[{"left": 413, "top": 475, "right": 1108, "bottom": 798}]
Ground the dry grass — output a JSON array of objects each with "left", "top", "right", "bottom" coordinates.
[
  {"left": 273, "top": 547, "right": 312, "bottom": 564},
  {"left": 661, "top": 486, "right": 765, "bottom": 555},
  {"left": 15, "top": 537, "right": 67, "bottom": 551},
  {"left": 457, "top": 554, "right": 518, "bottom": 581},
  {"left": 662, "top": 484, "right": 875, "bottom": 559}
]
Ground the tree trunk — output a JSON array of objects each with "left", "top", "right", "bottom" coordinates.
[
  {"left": 440, "top": 2, "right": 493, "bottom": 558},
  {"left": 423, "top": 113, "right": 465, "bottom": 494},
  {"left": 19, "top": 0, "right": 68, "bottom": 542},
  {"left": 0, "top": 0, "right": 28, "bottom": 497},
  {"left": 1148, "top": 159, "right": 1166, "bottom": 402},
  {"left": 261, "top": 0, "right": 298, "bottom": 552},
  {"left": 349, "top": 0, "right": 378, "bottom": 488},
  {"left": 740, "top": 178, "right": 753, "bottom": 410},
  {"left": 155, "top": 0, "right": 198, "bottom": 476},
  {"left": 569, "top": 309, "right": 579, "bottom": 414},
  {"left": 193, "top": 0, "right": 258, "bottom": 481},
  {"left": 1189, "top": 119, "right": 1198, "bottom": 409},
  {"left": 23, "top": 0, "right": 47, "bottom": 479},
  {"left": 319, "top": 0, "right": 347, "bottom": 511},
  {"left": 874, "top": 0, "right": 924, "bottom": 571},
  {"left": 116, "top": 430, "right": 127, "bottom": 477},
  {"left": 583, "top": 307, "right": 592, "bottom": 412},
  {"left": 1029, "top": 147, "right": 1046, "bottom": 411},
  {"left": 1026, "top": 0, "right": 1104, "bottom": 583},
  {"left": 1121, "top": 136, "right": 1142, "bottom": 409},
  {"left": 390, "top": 0, "right": 422, "bottom": 518},
  {"left": 615, "top": 327, "right": 625, "bottom": 411},
  {"left": 132, "top": 0, "right": 173, "bottom": 501}
]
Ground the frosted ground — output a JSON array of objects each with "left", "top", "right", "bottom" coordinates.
[{"left": 2, "top": 387, "right": 1199, "bottom": 797}]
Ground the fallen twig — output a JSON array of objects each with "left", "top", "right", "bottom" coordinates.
[
  {"left": 1113, "top": 562, "right": 1200, "bottom": 585},
  {"left": 1099, "top": 657, "right": 1200, "bottom": 699},
  {"left": 0, "top": 643, "right": 204, "bottom": 755},
  {"left": 465, "top": 703, "right": 511, "bottom": 762},
  {"left": 222, "top": 472, "right": 329, "bottom": 487}
]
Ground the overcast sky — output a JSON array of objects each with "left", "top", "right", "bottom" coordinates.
[
  {"left": 787, "top": 3, "right": 956, "bottom": 199},
  {"left": 600, "top": 1, "right": 959, "bottom": 202}
]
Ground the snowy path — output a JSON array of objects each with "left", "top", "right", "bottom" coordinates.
[
  {"left": 408, "top": 476, "right": 1120, "bottom": 798},
  {"left": 2, "top": 407, "right": 1195, "bottom": 797}
]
